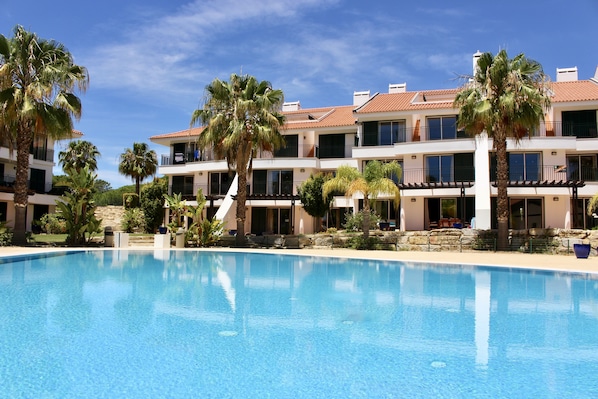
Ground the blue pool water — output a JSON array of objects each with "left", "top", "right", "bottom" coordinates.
[{"left": 1, "top": 250, "right": 598, "bottom": 398}]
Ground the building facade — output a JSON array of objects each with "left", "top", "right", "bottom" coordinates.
[
  {"left": 150, "top": 60, "right": 598, "bottom": 236},
  {"left": 0, "top": 132, "right": 79, "bottom": 231}
]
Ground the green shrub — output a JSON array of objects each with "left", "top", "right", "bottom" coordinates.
[
  {"left": 347, "top": 235, "right": 382, "bottom": 250},
  {"left": 121, "top": 208, "right": 146, "bottom": 233},
  {"left": 40, "top": 213, "right": 67, "bottom": 234},
  {"left": 343, "top": 210, "right": 380, "bottom": 232},
  {"left": 0, "top": 220, "right": 12, "bottom": 246}
]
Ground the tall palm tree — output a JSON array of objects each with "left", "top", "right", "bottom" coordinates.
[
  {"left": 454, "top": 50, "right": 551, "bottom": 250},
  {"left": 322, "top": 160, "right": 402, "bottom": 238},
  {"left": 58, "top": 140, "right": 100, "bottom": 173},
  {"left": 118, "top": 142, "right": 158, "bottom": 197},
  {"left": 190, "top": 73, "right": 285, "bottom": 246},
  {"left": 0, "top": 25, "right": 88, "bottom": 245}
]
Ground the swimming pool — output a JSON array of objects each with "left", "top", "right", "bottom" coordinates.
[{"left": 1, "top": 250, "right": 597, "bottom": 398}]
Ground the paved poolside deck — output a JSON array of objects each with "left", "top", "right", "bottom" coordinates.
[{"left": 0, "top": 246, "right": 596, "bottom": 274}]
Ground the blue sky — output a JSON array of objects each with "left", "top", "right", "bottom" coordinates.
[{"left": 2, "top": 0, "right": 597, "bottom": 188}]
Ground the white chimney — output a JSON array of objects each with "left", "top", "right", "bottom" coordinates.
[
  {"left": 389, "top": 83, "right": 407, "bottom": 93},
  {"left": 556, "top": 67, "right": 578, "bottom": 82},
  {"left": 353, "top": 91, "right": 370, "bottom": 106},
  {"left": 473, "top": 50, "right": 483, "bottom": 76},
  {"left": 283, "top": 101, "right": 301, "bottom": 111}
]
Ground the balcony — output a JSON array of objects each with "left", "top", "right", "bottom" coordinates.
[
  {"left": 401, "top": 167, "right": 475, "bottom": 186},
  {"left": 399, "top": 164, "right": 592, "bottom": 188},
  {"left": 31, "top": 148, "right": 54, "bottom": 162}
]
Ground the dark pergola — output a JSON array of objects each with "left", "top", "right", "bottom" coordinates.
[
  {"left": 232, "top": 193, "right": 301, "bottom": 234},
  {"left": 398, "top": 181, "right": 474, "bottom": 190}
]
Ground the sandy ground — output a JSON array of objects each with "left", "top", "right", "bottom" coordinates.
[{"left": 0, "top": 245, "right": 596, "bottom": 274}]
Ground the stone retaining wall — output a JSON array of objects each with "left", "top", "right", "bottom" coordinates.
[
  {"left": 223, "top": 228, "right": 598, "bottom": 253},
  {"left": 95, "top": 205, "right": 125, "bottom": 231}
]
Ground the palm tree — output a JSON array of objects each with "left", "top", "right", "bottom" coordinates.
[
  {"left": 190, "top": 73, "right": 285, "bottom": 246},
  {"left": 118, "top": 142, "right": 158, "bottom": 197},
  {"left": 58, "top": 140, "right": 100, "bottom": 173},
  {"left": 0, "top": 25, "right": 88, "bottom": 245},
  {"left": 322, "top": 160, "right": 402, "bottom": 238},
  {"left": 454, "top": 50, "right": 551, "bottom": 250}
]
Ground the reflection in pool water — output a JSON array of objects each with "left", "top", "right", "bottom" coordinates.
[{"left": 1, "top": 250, "right": 598, "bottom": 398}]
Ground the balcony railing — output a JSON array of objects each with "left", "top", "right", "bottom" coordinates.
[
  {"left": 400, "top": 164, "right": 595, "bottom": 186},
  {"left": 32, "top": 148, "right": 54, "bottom": 162},
  {"left": 401, "top": 167, "right": 475, "bottom": 185}
]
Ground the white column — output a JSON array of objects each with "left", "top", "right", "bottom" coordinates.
[{"left": 474, "top": 133, "right": 491, "bottom": 229}]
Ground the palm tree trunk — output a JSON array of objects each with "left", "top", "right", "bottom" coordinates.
[
  {"left": 235, "top": 155, "right": 248, "bottom": 247},
  {"left": 12, "top": 130, "right": 34, "bottom": 245},
  {"left": 495, "top": 136, "right": 509, "bottom": 250},
  {"left": 362, "top": 196, "right": 370, "bottom": 238}
]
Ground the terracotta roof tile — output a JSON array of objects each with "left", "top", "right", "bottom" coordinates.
[
  {"left": 151, "top": 80, "right": 598, "bottom": 140},
  {"left": 355, "top": 89, "right": 459, "bottom": 114},
  {"left": 284, "top": 105, "right": 356, "bottom": 130},
  {"left": 150, "top": 126, "right": 204, "bottom": 140},
  {"left": 550, "top": 80, "right": 598, "bottom": 102}
]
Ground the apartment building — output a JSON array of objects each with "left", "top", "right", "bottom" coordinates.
[
  {"left": 150, "top": 59, "right": 598, "bottom": 236},
  {"left": 0, "top": 132, "right": 79, "bottom": 230}
]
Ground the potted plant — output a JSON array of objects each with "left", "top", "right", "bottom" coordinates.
[
  {"left": 573, "top": 242, "right": 592, "bottom": 259},
  {"left": 158, "top": 225, "right": 168, "bottom": 234}
]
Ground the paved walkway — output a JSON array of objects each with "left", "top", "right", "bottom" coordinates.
[{"left": 1, "top": 246, "right": 597, "bottom": 274}]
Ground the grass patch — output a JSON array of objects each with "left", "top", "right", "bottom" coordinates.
[{"left": 30, "top": 234, "right": 68, "bottom": 245}]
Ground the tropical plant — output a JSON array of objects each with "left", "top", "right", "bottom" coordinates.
[
  {"left": 55, "top": 166, "right": 102, "bottom": 246},
  {"left": 322, "top": 160, "right": 402, "bottom": 238},
  {"left": 0, "top": 25, "right": 89, "bottom": 244},
  {"left": 454, "top": 50, "right": 551, "bottom": 250},
  {"left": 58, "top": 140, "right": 100, "bottom": 173},
  {"left": 163, "top": 192, "right": 186, "bottom": 231},
  {"left": 118, "top": 142, "right": 158, "bottom": 197},
  {"left": 190, "top": 73, "right": 285, "bottom": 246},
  {"left": 587, "top": 193, "right": 598, "bottom": 218},
  {"left": 185, "top": 189, "right": 224, "bottom": 247}
]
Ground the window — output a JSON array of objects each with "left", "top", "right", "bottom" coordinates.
[
  {"left": 251, "top": 207, "right": 291, "bottom": 235},
  {"left": 509, "top": 198, "right": 543, "bottom": 229},
  {"left": 362, "top": 120, "right": 406, "bottom": 146},
  {"left": 31, "top": 135, "right": 48, "bottom": 161},
  {"left": 210, "top": 172, "right": 233, "bottom": 196},
  {"left": 0, "top": 202, "right": 6, "bottom": 222},
  {"left": 426, "top": 154, "right": 474, "bottom": 183},
  {"left": 253, "top": 170, "right": 293, "bottom": 195},
  {"left": 274, "top": 135, "right": 298, "bottom": 158},
  {"left": 379, "top": 121, "right": 406, "bottom": 145},
  {"left": 509, "top": 153, "right": 540, "bottom": 181},
  {"left": 318, "top": 134, "right": 346, "bottom": 158},
  {"left": 30, "top": 168, "right": 46, "bottom": 193},
  {"left": 427, "top": 197, "right": 475, "bottom": 228},
  {"left": 427, "top": 116, "right": 465, "bottom": 140},
  {"left": 490, "top": 197, "right": 543, "bottom": 229},
  {"left": 426, "top": 155, "right": 453, "bottom": 183},
  {"left": 490, "top": 152, "right": 541, "bottom": 181},
  {"left": 173, "top": 175, "right": 194, "bottom": 196},
  {"left": 562, "top": 110, "right": 597, "bottom": 138},
  {"left": 567, "top": 155, "right": 597, "bottom": 181},
  {"left": 573, "top": 198, "right": 598, "bottom": 229}
]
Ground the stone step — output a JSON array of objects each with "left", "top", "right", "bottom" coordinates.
[{"left": 127, "top": 235, "right": 156, "bottom": 247}]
